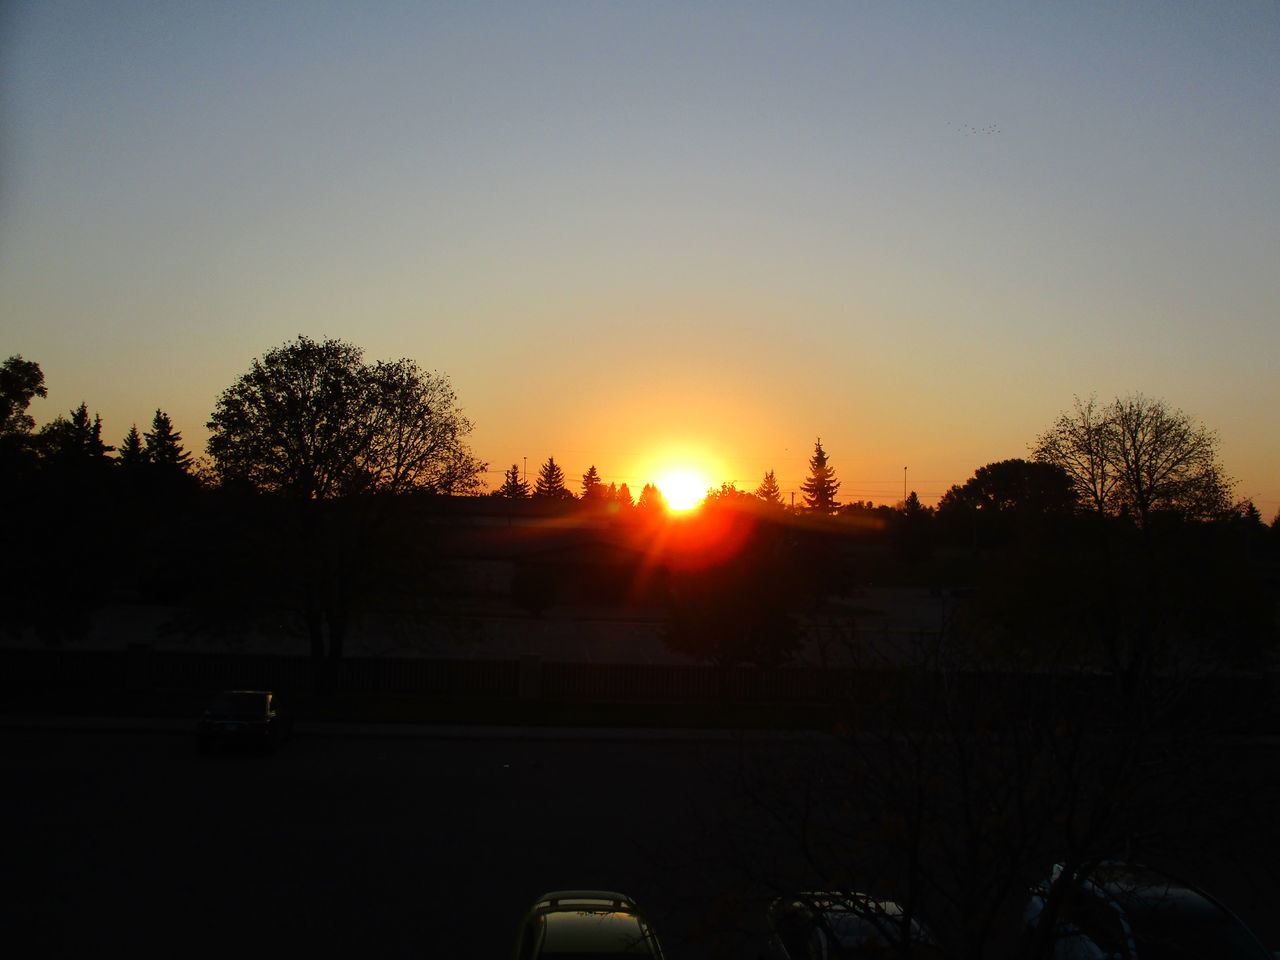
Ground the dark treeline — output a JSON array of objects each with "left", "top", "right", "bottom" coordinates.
[
  {"left": 2, "top": 347, "right": 1276, "bottom": 674},
  {"left": 5, "top": 343, "right": 1280, "bottom": 956}
]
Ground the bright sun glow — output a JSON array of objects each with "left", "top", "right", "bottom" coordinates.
[{"left": 656, "top": 468, "right": 710, "bottom": 511}]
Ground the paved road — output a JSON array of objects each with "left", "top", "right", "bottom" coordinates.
[
  {"left": 8, "top": 723, "right": 1280, "bottom": 958},
  {"left": 6, "top": 724, "right": 803, "bottom": 959}
]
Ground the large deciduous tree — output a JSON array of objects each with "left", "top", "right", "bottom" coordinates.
[
  {"left": 206, "top": 336, "right": 483, "bottom": 498},
  {"left": 1034, "top": 394, "right": 1230, "bottom": 526},
  {"left": 204, "top": 336, "right": 484, "bottom": 665},
  {"left": 0, "top": 355, "right": 47, "bottom": 474},
  {"left": 938, "top": 459, "right": 1076, "bottom": 516},
  {"left": 0, "top": 355, "right": 46, "bottom": 436},
  {"left": 800, "top": 438, "right": 840, "bottom": 514}
]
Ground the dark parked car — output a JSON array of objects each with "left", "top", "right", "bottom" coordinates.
[
  {"left": 514, "top": 890, "right": 665, "bottom": 960},
  {"left": 1024, "top": 862, "right": 1274, "bottom": 959},
  {"left": 766, "top": 893, "right": 942, "bottom": 960},
  {"left": 196, "top": 690, "right": 291, "bottom": 754}
]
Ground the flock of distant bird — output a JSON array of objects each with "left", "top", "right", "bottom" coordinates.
[{"left": 952, "top": 122, "right": 1002, "bottom": 135}]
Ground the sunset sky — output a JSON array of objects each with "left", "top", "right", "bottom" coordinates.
[{"left": 2, "top": 2, "right": 1277, "bottom": 512}]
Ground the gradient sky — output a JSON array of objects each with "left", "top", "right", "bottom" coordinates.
[{"left": 3, "top": 1, "right": 1277, "bottom": 511}]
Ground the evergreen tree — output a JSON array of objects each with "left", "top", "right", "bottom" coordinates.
[
  {"left": 497, "top": 463, "right": 530, "bottom": 498},
  {"left": 616, "top": 482, "right": 634, "bottom": 508},
  {"left": 755, "top": 469, "right": 784, "bottom": 507},
  {"left": 636, "top": 482, "right": 667, "bottom": 513},
  {"left": 605, "top": 481, "right": 618, "bottom": 503},
  {"left": 800, "top": 438, "right": 840, "bottom": 514},
  {"left": 144, "top": 409, "right": 192, "bottom": 472},
  {"left": 119, "top": 425, "right": 148, "bottom": 469},
  {"left": 534, "top": 456, "right": 573, "bottom": 499},
  {"left": 39, "top": 402, "right": 113, "bottom": 465},
  {"left": 581, "top": 464, "right": 604, "bottom": 500}
]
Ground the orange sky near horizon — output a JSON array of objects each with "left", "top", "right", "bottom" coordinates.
[{"left": 2, "top": 3, "right": 1277, "bottom": 515}]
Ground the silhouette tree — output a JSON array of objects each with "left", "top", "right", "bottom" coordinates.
[
  {"left": 118, "top": 425, "right": 148, "bottom": 469},
  {"left": 494, "top": 463, "right": 524, "bottom": 499},
  {"left": 635, "top": 482, "right": 667, "bottom": 513},
  {"left": 38, "top": 402, "right": 113, "bottom": 466},
  {"left": 0, "top": 356, "right": 46, "bottom": 476},
  {"left": 1034, "top": 394, "right": 1229, "bottom": 526},
  {"left": 532, "top": 456, "right": 572, "bottom": 499},
  {"left": 800, "top": 438, "right": 840, "bottom": 514},
  {"left": 144, "top": 409, "right": 192, "bottom": 473},
  {"left": 754, "top": 469, "right": 784, "bottom": 507},
  {"left": 497, "top": 463, "right": 530, "bottom": 498},
  {"left": 0, "top": 355, "right": 46, "bottom": 435},
  {"left": 581, "top": 464, "right": 605, "bottom": 500},
  {"left": 704, "top": 482, "right": 756, "bottom": 507},
  {"left": 1235, "top": 499, "right": 1263, "bottom": 527},
  {"left": 616, "top": 482, "right": 634, "bottom": 508},
  {"left": 207, "top": 336, "right": 483, "bottom": 497},
  {"left": 937, "top": 458, "right": 1075, "bottom": 547},
  {"left": 1031, "top": 395, "right": 1114, "bottom": 514},
  {"left": 21, "top": 402, "right": 113, "bottom": 643},
  {"left": 204, "top": 337, "right": 484, "bottom": 665},
  {"left": 938, "top": 459, "right": 1076, "bottom": 517}
]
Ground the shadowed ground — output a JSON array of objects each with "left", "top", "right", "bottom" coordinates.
[{"left": 7, "top": 724, "right": 1279, "bottom": 958}]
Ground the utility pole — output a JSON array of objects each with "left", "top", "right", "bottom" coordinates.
[
  {"left": 903, "top": 466, "right": 907, "bottom": 503},
  {"left": 523, "top": 456, "right": 527, "bottom": 483}
]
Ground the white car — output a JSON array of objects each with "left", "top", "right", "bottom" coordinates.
[{"left": 513, "top": 890, "right": 665, "bottom": 960}]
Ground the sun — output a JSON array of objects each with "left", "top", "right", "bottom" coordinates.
[{"left": 656, "top": 468, "right": 710, "bottom": 512}]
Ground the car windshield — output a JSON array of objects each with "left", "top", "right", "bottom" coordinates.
[
  {"left": 206, "top": 693, "right": 266, "bottom": 719},
  {"left": 540, "top": 911, "right": 656, "bottom": 957}
]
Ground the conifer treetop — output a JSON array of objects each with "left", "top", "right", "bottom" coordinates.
[
  {"left": 534, "top": 456, "right": 573, "bottom": 499},
  {"left": 800, "top": 437, "right": 840, "bottom": 514}
]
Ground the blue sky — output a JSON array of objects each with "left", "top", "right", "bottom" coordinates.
[{"left": 2, "top": 1, "right": 1277, "bottom": 509}]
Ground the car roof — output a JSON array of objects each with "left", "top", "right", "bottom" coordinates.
[
  {"left": 1039, "top": 863, "right": 1272, "bottom": 959},
  {"left": 532, "top": 891, "right": 638, "bottom": 912}
]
